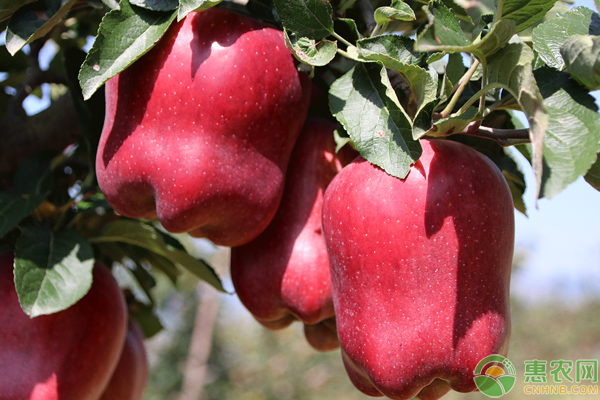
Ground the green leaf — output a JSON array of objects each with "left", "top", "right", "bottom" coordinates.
[
  {"left": 130, "top": 0, "right": 178, "bottom": 11},
  {"left": 284, "top": 30, "right": 337, "bottom": 66},
  {"left": 131, "top": 301, "right": 164, "bottom": 338},
  {"left": 100, "top": 0, "right": 120, "bottom": 9},
  {"left": 501, "top": 0, "right": 558, "bottom": 32},
  {"left": 357, "top": 34, "right": 422, "bottom": 65},
  {"left": 14, "top": 225, "right": 94, "bottom": 317},
  {"left": 416, "top": 1, "right": 471, "bottom": 50},
  {"left": 415, "top": 2, "right": 515, "bottom": 58},
  {"left": 0, "top": 0, "right": 36, "bottom": 22},
  {"left": 90, "top": 220, "right": 226, "bottom": 292},
  {"left": 329, "top": 63, "right": 421, "bottom": 180},
  {"left": 426, "top": 107, "right": 482, "bottom": 138},
  {"left": 532, "top": 7, "right": 600, "bottom": 69},
  {"left": 374, "top": 0, "right": 415, "bottom": 24},
  {"left": 487, "top": 42, "right": 548, "bottom": 199},
  {"left": 357, "top": 35, "right": 437, "bottom": 120},
  {"left": 596, "top": 0, "right": 600, "bottom": 13},
  {"left": 440, "top": 0, "right": 473, "bottom": 24},
  {"left": 0, "top": 193, "right": 47, "bottom": 238},
  {"left": 535, "top": 68, "right": 600, "bottom": 198},
  {"left": 5, "top": 0, "right": 77, "bottom": 55},
  {"left": 561, "top": 34, "right": 600, "bottom": 91},
  {"left": 273, "top": 0, "right": 334, "bottom": 40},
  {"left": 178, "top": 0, "right": 222, "bottom": 21},
  {"left": 79, "top": 0, "right": 177, "bottom": 100},
  {"left": 584, "top": 154, "right": 600, "bottom": 191}
]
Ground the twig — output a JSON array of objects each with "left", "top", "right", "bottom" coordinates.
[{"left": 462, "top": 126, "right": 531, "bottom": 147}]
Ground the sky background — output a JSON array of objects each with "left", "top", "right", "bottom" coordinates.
[{"left": 4, "top": 0, "right": 600, "bottom": 303}]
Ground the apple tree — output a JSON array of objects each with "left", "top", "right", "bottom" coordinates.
[{"left": 0, "top": 0, "right": 599, "bottom": 399}]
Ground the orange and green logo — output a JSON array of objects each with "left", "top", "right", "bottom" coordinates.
[{"left": 474, "top": 354, "right": 517, "bottom": 398}]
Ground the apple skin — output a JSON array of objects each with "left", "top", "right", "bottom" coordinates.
[
  {"left": 99, "top": 319, "right": 148, "bottom": 400},
  {"left": 96, "top": 7, "right": 311, "bottom": 247},
  {"left": 0, "top": 251, "right": 127, "bottom": 400},
  {"left": 322, "top": 139, "right": 514, "bottom": 399},
  {"left": 230, "top": 117, "right": 356, "bottom": 351}
]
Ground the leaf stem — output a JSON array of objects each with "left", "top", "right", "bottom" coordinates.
[
  {"left": 494, "top": 0, "right": 504, "bottom": 24},
  {"left": 478, "top": 56, "right": 488, "bottom": 115},
  {"left": 440, "top": 58, "right": 480, "bottom": 118},
  {"left": 455, "top": 82, "right": 505, "bottom": 116},
  {"left": 332, "top": 31, "right": 354, "bottom": 48}
]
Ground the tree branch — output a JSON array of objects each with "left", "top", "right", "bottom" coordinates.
[{"left": 461, "top": 126, "right": 531, "bottom": 147}]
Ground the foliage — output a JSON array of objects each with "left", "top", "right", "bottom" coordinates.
[{"left": 0, "top": 0, "right": 599, "bottom": 374}]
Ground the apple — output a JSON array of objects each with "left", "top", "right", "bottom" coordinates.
[
  {"left": 96, "top": 7, "right": 312, "bottom": 247},
  {"left": 230, "top": 117, "right": 356, "bottom": 351},
  {"left": 99, "top": 319, "right": 148, "bottom": 400},
  {"left": 322, "top": 139, "right": 514, "bottom": 399},
  {"left": 0, "top": 251, "right": 127, "bottom": 400}
]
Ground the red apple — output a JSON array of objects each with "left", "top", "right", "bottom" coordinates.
[
  {"left": 0, "top": 251, "right": 127, "bottom": 400},
  {"left": 96, "top": 7, "right": 312, "bottom": 247},
  {"left": 322, "top": 139, "right": 514, "bottom": 399},
  {"left": 99, "top": 319, "right": 148, "bottom": 400},
  {"left": 230, "top": 117, "right": 356, "bottom": 351}
]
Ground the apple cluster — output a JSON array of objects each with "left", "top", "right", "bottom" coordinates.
[{"left": 94, "top": 7, "right": 515, "bottom": 400}]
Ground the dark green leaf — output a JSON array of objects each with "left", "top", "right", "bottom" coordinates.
[
  {"left": 501, "top": 0, "right": 558, "bottom": 32},
  {"left": 0, "top": 193, "right": 47, "bottom": 238},
  {"left": 329, "top": 63, "right": 421, "bottom": 179},
  {"left": 535, "top": 68, "right": 600, "bottom": 198},
  {"left": 6, "top": 0, "right": 77, "bottom": 55},
  {"left": 13, "top": 152, "right": 54, "bottom": 196},
  {"left": 178, "top": 0, "right": 222, "bottom": 21},
  {"left": 79, "top": 0, "right": 177, "bottom": 100},
  {"left": 273, "top": 0, "right": 334, "bottom": 40},
  {"left": 0, "top": 0, "right": 36, "bottom": 22},
  {"left": 584, "top": 154, "right": 600, "bottom": 191},
  {"left": 561, "top": 34, "right": 600, "bottom": 91},
  {"left": 532, "top": 7, "right": 600, "bottom": 69},
  {"left": 284, "top": 30, "right": 337, "bottom": 66},
  {"left": 130, "top": 0, "right": 179, "bottom": 11},
  {"left": 90, "top": 220, "right": 226, "bottom": 292},
  {"left": 14, "top": 225, "right": 94, "bottom": 317},
  {"left": 131, "top": 301, "right": 163, "bottom": 337}
]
